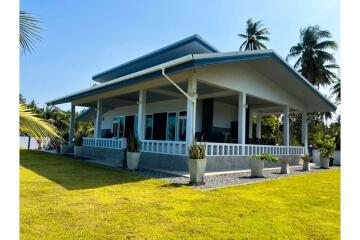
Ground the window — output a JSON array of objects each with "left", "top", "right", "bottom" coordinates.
[
  {"left": 145, "top": 114, "right": 153, "bottom": 140},
  {"left": 119, "top": 116, "right": 125, "bottom": 137},
  {"left": 112, "top": 118, "right": 119, "bottom": 137},
  {"left": 166, "top": 112, "right": 176, "bottom": 141},
  {"left": 178, "top": 111, "right": 187, "bottom": 141},
  {"left": 134, "top": 115, "right": 138, "bottom": 137}
]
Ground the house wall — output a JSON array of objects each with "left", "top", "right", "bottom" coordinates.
[
  {"left": 212, "top": 101, "right": 237, "bottom": 129},
  {"left": 101, "top": 98, "right": 205, "bottom": 133},
  {"left": 196, "top": 62, "right": 306, "bottom": 110}
]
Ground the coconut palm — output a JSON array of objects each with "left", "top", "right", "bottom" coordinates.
[
  {"left": 331, "top": 79, "right": 341, "bottom": 102},
  {"left": 238, "top": 18, "right": 270, "bottom": 51},
  {"left": 20, "top": 104, "right": 62, "bottom": 145},
  {"left": 20, "top": 11, "right": 63, "bottom": 144},
  {"left": 20, "top": 11, "right": 41, "bottom": 54},
  {"left": 286, "top": 25, "right": 338, "bottom": 88}
]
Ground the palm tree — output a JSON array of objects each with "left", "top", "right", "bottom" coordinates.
[
  {"left": 286, "top": 25, "right": 338, "bottom": 88},
  {"left": 20, "top": 11, "right": 41, "bottom": 54},
  {"left": 331, "top": 79, "right": 341, "bottom": 102},
  {"left": 20, "top": 11, "right": 63, "bottom": 144},
  {"left": 238, "top": 18, "right": 270, "bottom": 51},
  {"left": 20, "top": 104, "right": 62, "bottom": 145}
]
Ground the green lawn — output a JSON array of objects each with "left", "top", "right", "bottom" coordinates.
[{"left": 20, "top": 150, "right": 340, "bottom": 239}]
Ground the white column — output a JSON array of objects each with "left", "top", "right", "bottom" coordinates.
[
  {"left": 138, "top": 89, "right": 147, "bottom": 140},
  {"left": 248, "top": 109, "right": 253, "bottom": 139},
  {"left": 283, "top": 105, "right": 289, "bottom": 146},
  {"left": 256, "top": 114, "right": 262, "bottom": 139},
  {"left": 301, "top": 111, "right": 308, "bottom": 154},
  {"left": 68, "top": 103, "right": 75, "bottom": 143},
  {"left": 94, "top": 99, "right": 103, "bottom": 138},
  {"left": 186, "top": 77, "right": 197, "bottom": 144},
  {"left": 238, "top": 92, "right": 246, "bottom": 144}
]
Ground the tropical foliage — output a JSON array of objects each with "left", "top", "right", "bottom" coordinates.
[
  {"left": 238, "top": 18, "right": 270, "bottom": 51},
  {"left": 188, "top": 140, "right": 206, "bottom": 159},
  {"left": 127, "top": 132, "right": 140, "bottom": 152},
  {"left": 252, "top": 153, "right": 279, "bottom": 162},
  {"left": 20, "top": 104, "right": 63, "bottom": 146},
  {"left": 318, "top": 135, "right": 336, "bottom": 157},
  {"left": 20, "top": 11, "right": 41, "bottom": 55},
  {"left": 286, "top": 25, "right": 339, "bottom": 88}
]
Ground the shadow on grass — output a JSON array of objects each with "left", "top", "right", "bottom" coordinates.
[
  {"left": 161, "top": 182, "right": 189, "bottom": 188},
  {"left": 20, "top": 150, "right": 149, "bottom": 190}
]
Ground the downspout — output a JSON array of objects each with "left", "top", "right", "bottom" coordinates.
[{"left": 161, "top": 66, "right": 196, "bottom": 141}]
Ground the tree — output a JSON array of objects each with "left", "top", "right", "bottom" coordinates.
[
  {"left": 20, "top": 11, "right": 41, "bottom": 55},
  {"left": 331, "top": 78, "right": 341, "bottom": 102},
  {"left": 238, "top": 18, "right": 270, "bottom": 51},
  {"left": 286, "top": 25, "right": 338, "bottom": 88},
  {"left": 19, "top": 11, "right": 63, "bottom": 144}
]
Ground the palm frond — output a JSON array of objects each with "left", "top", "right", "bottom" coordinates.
[
  {"left": 20, "top": 11, "right": 41, "bottom": 54},
  {"left": 20, "top": 104, "right": 63, "bottom": 145}
]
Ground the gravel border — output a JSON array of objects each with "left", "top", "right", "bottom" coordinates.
[{"left": 135, "top": 165, "right": 340, "bottom": 190}]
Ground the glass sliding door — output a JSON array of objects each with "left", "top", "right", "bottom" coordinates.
[
  {"left": 166, "top": 112, "right": 176, "bottom": 141},
  {"left": 119, "top": 116, "right": 125, "bottom": 138},
  {"left": 145, "top": 114, "right": 153, "bottom": 140},
  {"left": 112, "top": 117, "right": 120, "bottom": 138},
  {"left": 178, "top": 111, "right": 187, "bottom": 141}
]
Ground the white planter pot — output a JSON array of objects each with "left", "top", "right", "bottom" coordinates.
[
  {"left": 74, "top": 146, "right": 83, "bottom": 159},
  {"left": 188, "top": 158, "right": 207, "bottom": 185},
  {"left": 250, "top": 159, "right": 265, "bottom": 177},
  {"left": 280, "top": 157, "right": 290, "bottom": 174},
  {"left": 301, "top": 156, "right": 311, "bottom": 171},
  {"left": 60, "top": 143, "right": 74, "bottom": 155},
  {"left": 127, "top": 152, "right": 141, "bottom": 170},
  {"left": 320, "top": 157, "right": 330, "bottom": 169}
]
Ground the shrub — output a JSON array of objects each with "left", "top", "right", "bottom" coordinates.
[
  {"left": 189, "top": 140, "right": 206, "bottom": 159},
  {"left": 127, "top": 133, "right": 140, "bottom": 152},
  {"left": 318, "top": 135, "right": 336, "bottom": 158},
  {"left": 74, "top": 135, "right": 83, "bottom": 146},
  {"left": 252, "top": 153, "right": 279, "bottom": 162}
]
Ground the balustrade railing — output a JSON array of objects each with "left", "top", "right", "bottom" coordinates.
[
  {"left": 140, "top": 140, "right": 188, "bottom": 156},
  {"left": 83, "top": 137, "right": 127, "bottom": 149}
]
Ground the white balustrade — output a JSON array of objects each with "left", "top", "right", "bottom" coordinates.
[
  {"left": 140, "top": 140, "right": 188, "bottom": 156},
  {"left": 204, "top": 142, "right": 305, "bottom": 156},
  {"left": 82, "top": 138, "right": 305, "bottom": 156},
  {"left": 83, "top": 137, "right": 127, "bottom": 149}
]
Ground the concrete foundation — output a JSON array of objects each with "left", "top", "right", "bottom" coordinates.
[
  {"left": 139, "top": 152, "right": 301, "bottom": 172},
  {"left": 80, "top": 146, "right": 126, "bottom": 167}
]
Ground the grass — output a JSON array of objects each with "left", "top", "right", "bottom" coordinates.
[{"left": 20, "top": 150, "right": 340, "bottom": 239}]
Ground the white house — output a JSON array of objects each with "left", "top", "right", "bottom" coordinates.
[{"left": 47, "top": 35, "right": 336, "bottom": 172}]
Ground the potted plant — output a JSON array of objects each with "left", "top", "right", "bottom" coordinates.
[
  {"left": 318, "top": 135, "right": 336, "bottom": 169},
  {"left": 60, "top": 141, "right": 74, "bottom": 155},
  {"left": 188, "top": 140, "right": 207, "bottom": 185},
  {"left": 73, "top": 135, "right": 83, "bottom": 159},
  {"left": 301, "top": 154, "right": 312, "bottom": 171},
  {"left": 127, "top": 133, "right": 141, "bottom": 170},
  {"left": 251, "top": 153, "right": 279, "bottom": 177}
]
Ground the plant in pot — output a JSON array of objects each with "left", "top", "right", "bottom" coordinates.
[
  {"left": 318, "top": 135, "right": 336, "bottom": 169},
  {"left": 301, "top": 154, "right": 312, "bottom": 171},
  {"left": 127, "top": 133, "right": 141, "bottom": 170},
  {"left": 251, "top": 153, "right": 279, "bottom": 177},
  {"left": 188, "top": 140, "right": 207, "bottom": 185},
  {"left": 73, "top": 135, "right": 83, "bottom": 159}
]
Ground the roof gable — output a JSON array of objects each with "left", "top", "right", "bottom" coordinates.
[{"left": 92, "top": 34, "right": 219, "bottom": 83}]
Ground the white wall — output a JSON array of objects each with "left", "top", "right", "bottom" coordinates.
[
  {"left": 101, "top": 99, "right": 187, "bottom": 130},
  {"left": 212, "top": 101, "right": 237, "bottom": 129}
]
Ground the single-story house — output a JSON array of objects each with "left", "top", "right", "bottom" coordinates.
[{"left": 47, "top": 34, "right": 336, "bottom": 172}]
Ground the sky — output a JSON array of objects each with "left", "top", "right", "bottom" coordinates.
[{"left": 20, "top": 0, "right": 340, "bottom": 111}]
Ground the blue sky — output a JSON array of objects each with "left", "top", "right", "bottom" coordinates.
[{"left": 20, "top": 0, "right": 340, "bottom": 110}]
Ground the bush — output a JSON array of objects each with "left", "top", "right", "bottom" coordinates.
[
  {"left": 318, "top": 135, "right": 336, "bottom": 158},
  {"left": 74, "top": 135, "right": 83, "bottom": 146},
  {"left": 252, "top": 153, "right": 279, "bottom": 162},
  {"left": 189, "top": 140, "right": 206, "bottom": 159},
  {"left": 127, "top": 133, "right": 140, "bottom": 152}
]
